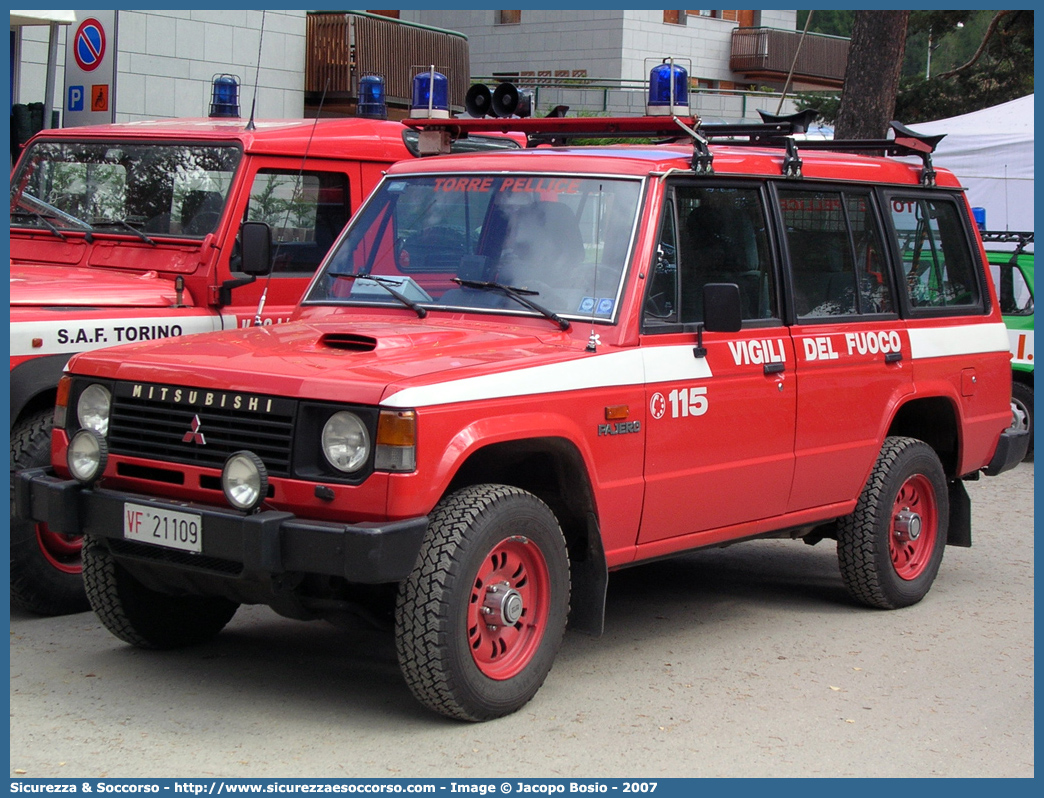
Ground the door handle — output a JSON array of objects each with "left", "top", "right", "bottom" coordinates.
[
  {"left": 764, "top": 362, "right": 785, "bottom": 375},
  {"left": 885, "top": 351, "right": 902, "bottom": 363}
]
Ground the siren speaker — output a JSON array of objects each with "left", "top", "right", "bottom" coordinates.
[
  {"left": 464, "top": 84, "right": 493, "bottom": 118},
  {"left": 514, "top": 89, "right": 533, "bottom": 118},
  {"left": 491, "top": 82, "right": 520, "bottom": 117}
]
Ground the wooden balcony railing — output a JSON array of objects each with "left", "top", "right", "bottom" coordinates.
[
  {"left": 730, "top": 27, "right": 849, "bottom": 89},
  {"left": 306, "top": 12, "right": 470, "bottom": 110}
]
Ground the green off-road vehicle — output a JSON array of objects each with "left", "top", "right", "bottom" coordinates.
[{"left": 984, "top": 231, "right": 1034, "bottom": 458}]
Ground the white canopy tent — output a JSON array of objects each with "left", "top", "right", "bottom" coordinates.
[
  {"left": 10, "top": 10, "right": 76, "bottom": 26},
  {"left": 910, "top": 94, "right": 1034, "bottom": 233},
  {"left": 10, "top": 10, "right": 77, "bottom": 131}
]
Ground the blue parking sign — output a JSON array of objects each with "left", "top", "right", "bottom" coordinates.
[{"left": 68, "top": 85, "right": 85, "bottom": 112}]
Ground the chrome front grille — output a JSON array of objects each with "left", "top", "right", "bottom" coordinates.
[{"left": 106, "top": 382, "right": 296, "bottom": 477}]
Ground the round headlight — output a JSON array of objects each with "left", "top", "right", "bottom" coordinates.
[
  {"left": 67, "top": 429, "right": 108, "bottom": 484},
  {"left": 222, "top": 451, "right": 268, "bottom": 511},
  {"left": 77, "top": 384, "right": 112, "bottom": 436},
  {"left": 321, "top": 411, "right": 371, "bottom": 473}
]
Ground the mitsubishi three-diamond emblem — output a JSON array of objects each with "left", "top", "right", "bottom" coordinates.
[{"left": 182, "top": 414, "right": 206, "bottom": 445}]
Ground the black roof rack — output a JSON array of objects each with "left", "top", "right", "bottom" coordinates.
[
  {"left": 981, "top": 231, "right": 1034, "bottom": 244},
  {"left": 981, "top": 230, "right": 1034, "bottom": 256},
  {"left": 404, "top": 111, "right": 947, "bottom": 184}
]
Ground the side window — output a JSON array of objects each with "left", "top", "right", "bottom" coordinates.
[
  {"left": 781, "top": 189, "right": 895, "bottom": 319},
  {"left": 990, "top": 260, "right": 1034, "bottom": 316},
  {"left": 847, "top": 195, "right": 895, "bottom": 314},
  {"left": 644, "top": 199, "right": 678, "bottom": 322},
  {"left": 644, "top": 185, "right": 776, "bottom": 329},
  {"left": 889, "top": 196, "right": 981, "bottom": 310},
  {"left": 246, "top": 170, "right": 349, "bottom": 274}
]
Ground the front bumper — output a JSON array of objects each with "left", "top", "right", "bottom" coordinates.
[
  {"left": 13, "top": 468, "right": 429, "bottom": 584},
  {"left": 983, "top": 428, "right": 1030, "bottom": 476}
]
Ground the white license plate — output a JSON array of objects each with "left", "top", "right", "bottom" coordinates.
[{"left": 123, "top": 502, "right": 202, "bottom": 553}]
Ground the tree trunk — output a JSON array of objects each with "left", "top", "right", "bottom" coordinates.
[{"left": 834, "top": 11, "right": 910, "bottom": 139}]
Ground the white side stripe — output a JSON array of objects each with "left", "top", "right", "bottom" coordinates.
[
  {"left": 9, "top": 315, "right": 236, "bottom": 358},
  {"left": 907, "top": 322, "right": 1010, "bottom": 360},
  {"left": 382, "top": 345, "right": 714, "bottom": 408}
]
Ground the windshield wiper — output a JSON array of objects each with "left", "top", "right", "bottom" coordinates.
[
  {"left": 10, "top": 209, "right": 67, "bottom": 240},
  {"left": 14, "top": 192, "right": 95, "bottom": 238},
  {"left": 452, "top": 278, "right": 571, "bottom": 331},
  {"left": 331, "top": 274, "right": 428, "bottom": 318},
  {"left": 92, "top": 218, "right": 157, "bottom": 246},
  {"left": 17, "top": 191, "right": 94, "bottom": 237}
]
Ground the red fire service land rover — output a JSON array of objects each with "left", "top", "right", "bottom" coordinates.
[
  {"left": 9, "top": 113, "right": 520, "bottom": 615},
  {"left": 15, "top": 76, "right": 1027, "bottom": 721}
]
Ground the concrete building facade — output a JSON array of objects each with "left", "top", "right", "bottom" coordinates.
[
  {"left": 13, "top": 9, "right": 809, "bottom": 127},
  {"left": 12, "top": 10, "right": 307, "bottom": 125},
  {"left": 399, "top": 9, "right": 800, "bottom": 119}
]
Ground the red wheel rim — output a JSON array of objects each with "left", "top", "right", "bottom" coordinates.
[
  {"left": 467, "top": 536, "right": 550, "bottom": 680},
  {"left": 889, "top": 474, "right": 938, "bottom": 581},
  {"left": 36, "top": 522, "right": 83, "bottom": 575}
]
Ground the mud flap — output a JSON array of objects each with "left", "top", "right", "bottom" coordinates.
[
  {"left": 567, "top": 512, "right": 608, "bottom": 636},
  {"left": 947, "top": 479, "right": 972, "bottom": 548}
]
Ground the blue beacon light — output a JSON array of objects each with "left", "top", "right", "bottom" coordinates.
[
  {"left": 647, "top": 58, "right": 689, "bottom": 116},
  {"left": 209, "top": 74, "right": 241, "bottom": 118},
  {"left": 358, "top": 74, "right": 387, "bottom": 119},
  {"left": 410, "top": 67, "right": 450, "bottom": 119}
]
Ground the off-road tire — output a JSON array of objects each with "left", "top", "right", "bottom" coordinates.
[
  {"left": 82, "top": 535, "right": 239, "bottom": 648},
  {"left": 10, "top": 410, "right": 90, "bottom": 615},
  {"left": 837, "top": 436, "right": 949, "bottom": 609},
  {"left": 395, "top": 484, "right": 570, "bottom": 721},
  {"left": 1011, "top": 381, "right": 1033, "bottom": 460}
]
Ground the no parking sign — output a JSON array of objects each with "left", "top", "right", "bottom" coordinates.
[
  {"left": 64, "top": 10, "right": 117, "bottom": 126},
  {"left": 73, "top": 18, "right": 107, "bottom": 72}
]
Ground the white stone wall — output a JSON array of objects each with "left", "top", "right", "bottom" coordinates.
[
  {"left": 13, "top": 23, "right": 69, "bottom": 117},
  {"left": 405, "top": 9, "right": 797, "bottom": 84},
  {"left": 14, "top": 10, "right": 307, "bottom": 125},
  {"left": 404, "top": 10, "right": 629, "bottom": 82},
  {"left": 403, "top": 10, "right": 799, "bottom": 121}
]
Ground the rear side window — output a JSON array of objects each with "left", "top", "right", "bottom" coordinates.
[
  {"left": 888, "top": 196, "right": 981, "bottom": 311},
  {"left": 779, "top": 188, "right": 894, "bottom": 319}
]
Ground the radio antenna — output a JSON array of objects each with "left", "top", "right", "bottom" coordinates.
[
  {"left": 586, "top": 184, "right": 604, "bottom": 353},
  {"left": 253, "top": 76, "right": 330, "bottom": 326},
  {"left": 245, "top": 10, "right": 266, "bottom": 131}
]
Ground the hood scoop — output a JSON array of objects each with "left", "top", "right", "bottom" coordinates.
[{"left": 320, "top": 332, "right": 379, "bottom": 352}]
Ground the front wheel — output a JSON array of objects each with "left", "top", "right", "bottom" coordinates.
[
  {"left": 10, "top": 410, "right": 90, "bottom": 615},
  {"left": 836, "top": 437, "right": 949, "bottom": 609},
  {"left": 82, "top": 536, "right": 239, "bottom": 649},
  {"left": 395, "top": 484, "right": 571, "bottom": 721}
]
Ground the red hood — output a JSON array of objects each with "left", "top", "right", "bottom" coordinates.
[
  {"left": 9, "top": 263, "right": 180, "bottom": 308},
  {"left": 65, "top": 316, "right": 584, "bottom": 405}
]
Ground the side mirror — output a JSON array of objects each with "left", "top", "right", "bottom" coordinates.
[
  {"left": 703, "top": 283, "right": 743, "bottom": 332},
  {"left": 240, "top": 221, "right": 273, "bottom": 276},
  {"left": 693, "top": 283, "right": 742, "bottom": 359}
]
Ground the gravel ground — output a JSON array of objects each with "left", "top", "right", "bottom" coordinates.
[{"left": 9, "top": 462, "right": 1034, "bottom": 778}]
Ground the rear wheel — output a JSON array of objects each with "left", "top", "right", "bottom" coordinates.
[
  {"left": 837, "top": 437, "right": 949, "bottom": 609},
  {"left": 1011, "top": 381, "right": 1033, "bottom": 460},
  {"left": 10, "top": 410, "right": 89, "bottom": 615},
  {"left": 82, "top": 535, "right": 238, "bottom": 649},
  {"left": 395, "top": 484, "right": 570, "bottom": 721}
]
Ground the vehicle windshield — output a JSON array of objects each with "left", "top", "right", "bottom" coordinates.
[
  {"left": 10, "top": 140, "right": 241, "bottom": 238},
  {"left": 305, "top": 174, "right": 642, "bottom": 323}
]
